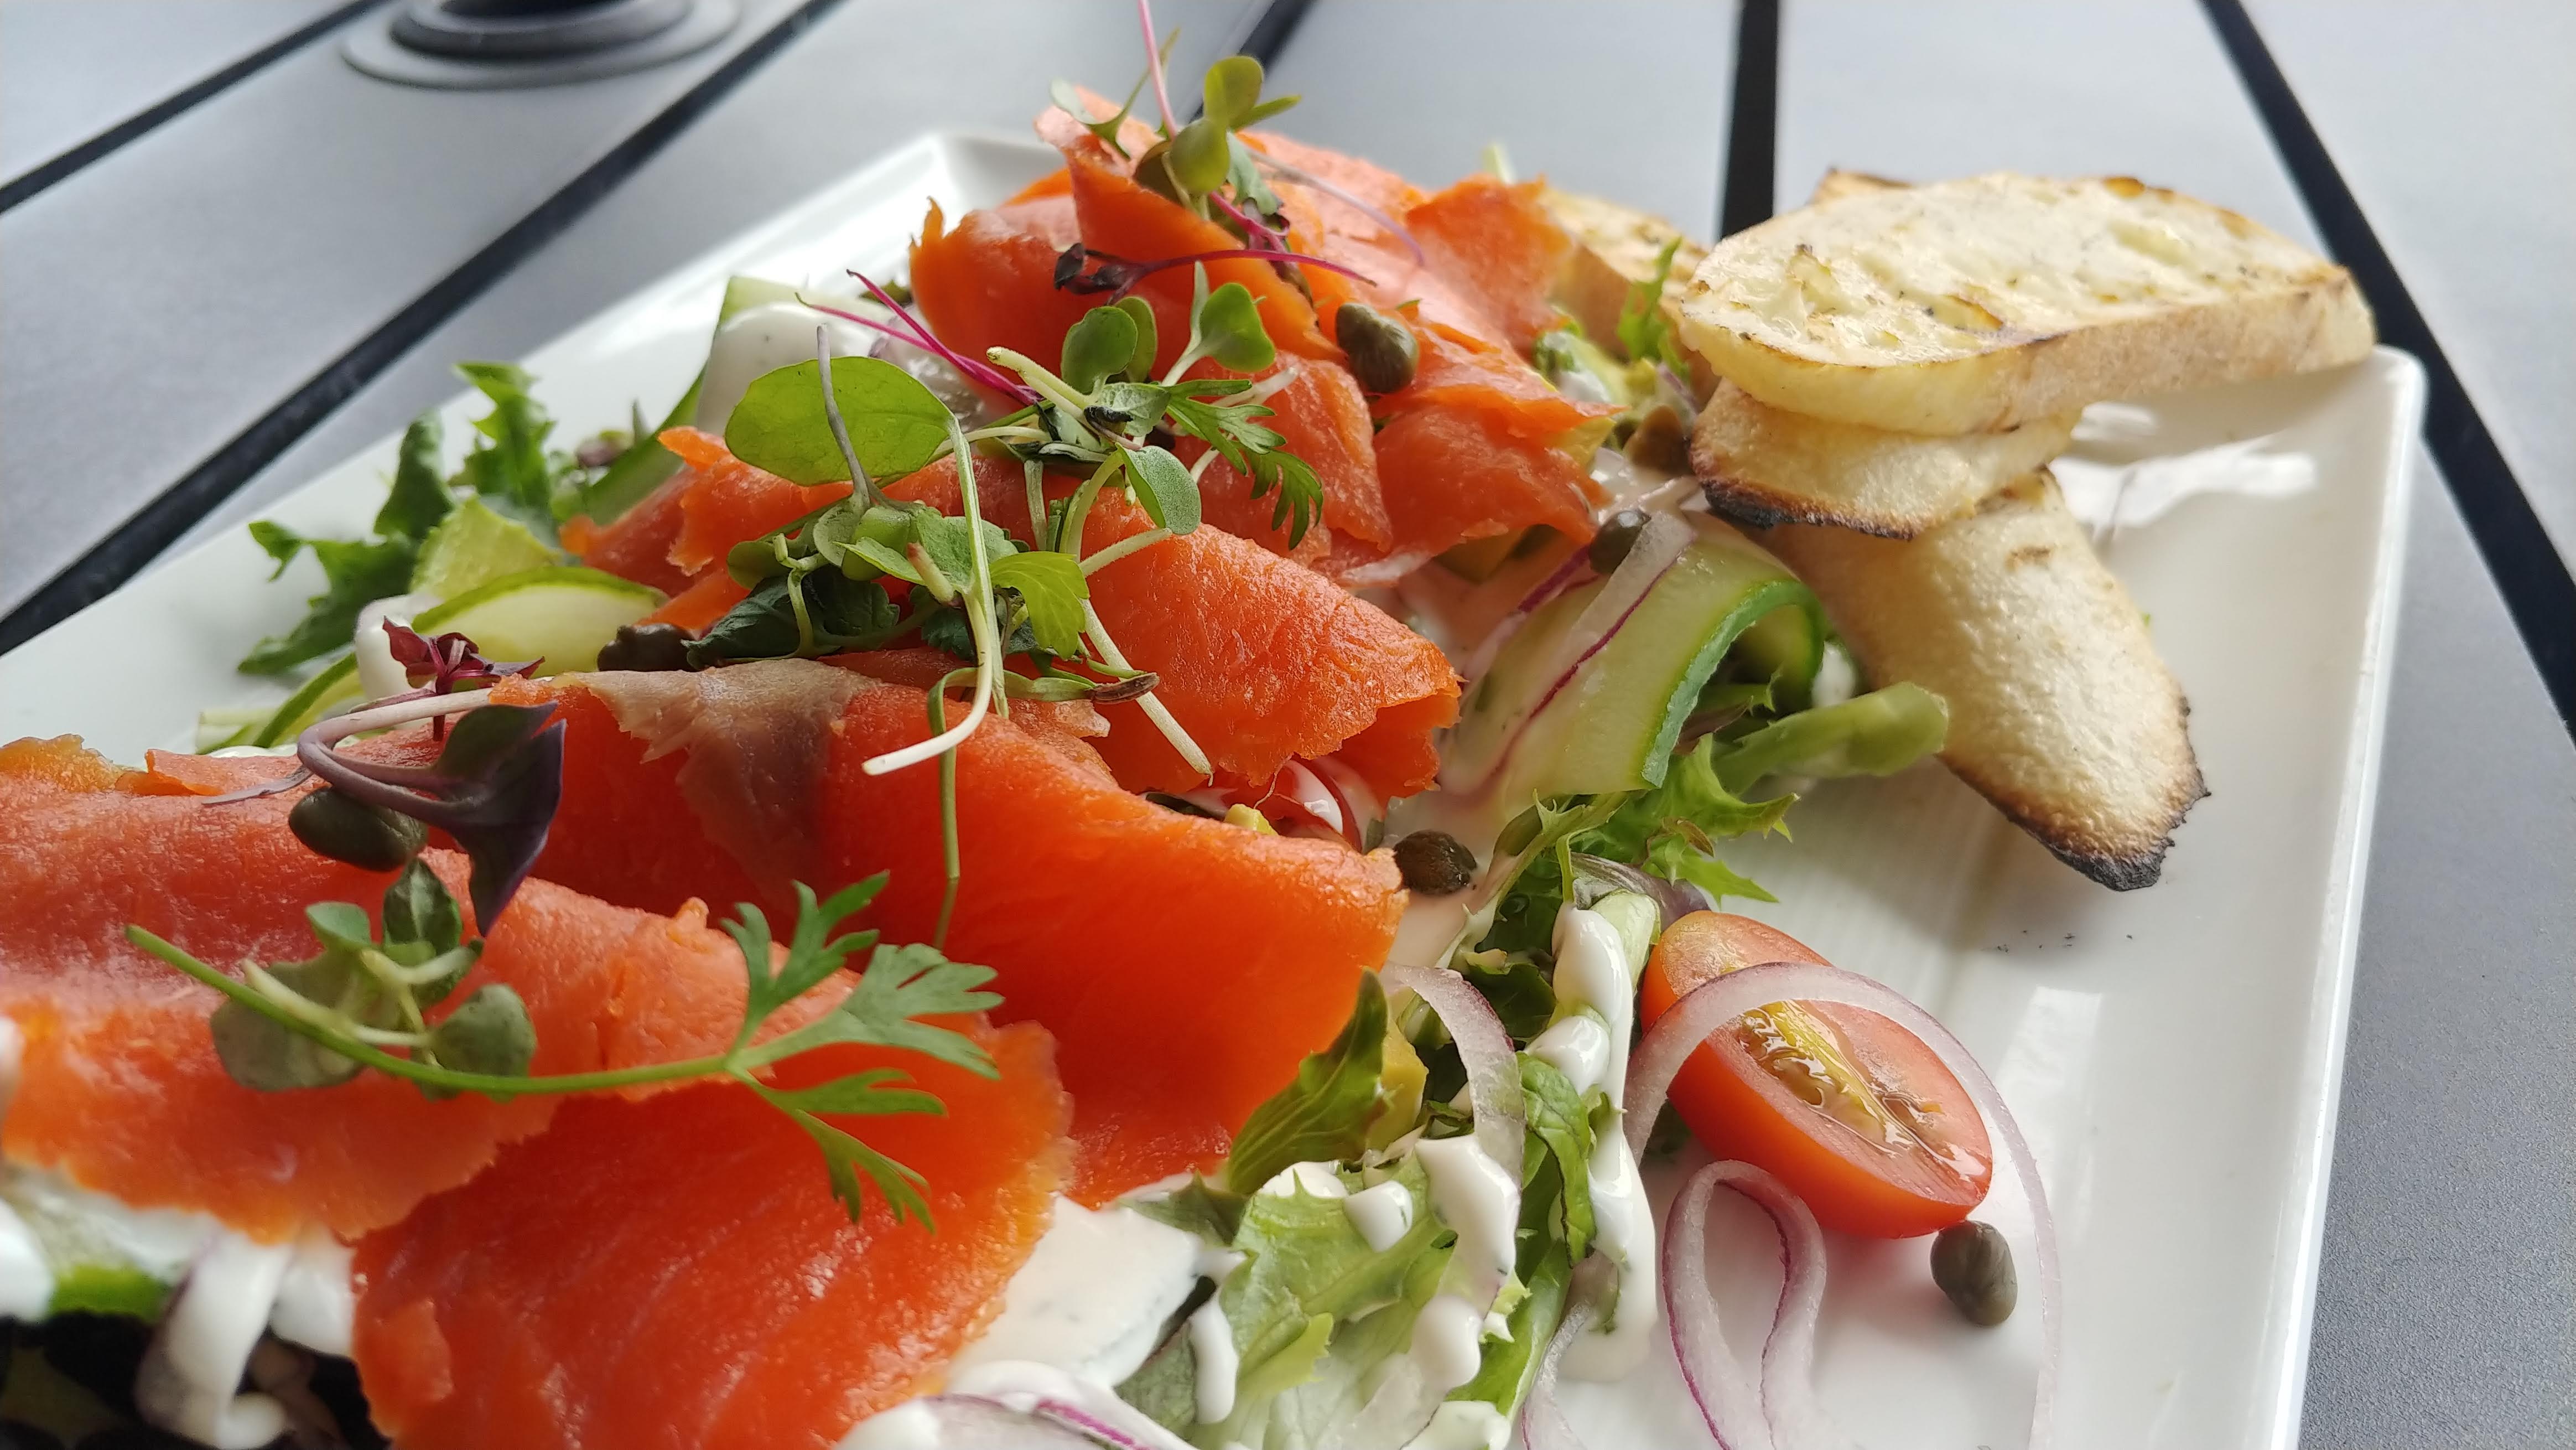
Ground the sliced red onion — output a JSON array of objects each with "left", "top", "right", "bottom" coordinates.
[
  {"left": 1379, "top": 964, "right": 1524, "bottom": 1183},
  {"left": 1625, "top": 962, "right": 2059, "bottom": 1450},
  {"left": 1569, "top": 852, "right": 1717, "bottom": 930},
  {"left": 1662, "top": 1164, "right": 1771, "bottom": 1449},
  {"left": 1456, "top": 547, "right": 1593, "bottom": 682},
  {"left": 1306, "top": 754, "right": 1381, "bottom": 850},
  {"left": 921, "top": 1360, "right": 1203, "bottom": 1450},
  {"left": 1273, "top": 759, "right": 1345, "bottom": 839},
  {"left": 1440, "top": 511, "right": 1693, "bottom": 796}
]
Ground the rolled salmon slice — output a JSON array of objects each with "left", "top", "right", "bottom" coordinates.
[
  {"left": 480, "top": 661, "right": 1404, "bottom": 1202},
  {"left": 352, "top": 1023, "right": 1071, "bottom": 1450},
  {"left": 0, "top": 737, "right": 770, "bottom": 1241},
  {"left": 887, "top": 454, "right": 1457, "bottom": 799}
]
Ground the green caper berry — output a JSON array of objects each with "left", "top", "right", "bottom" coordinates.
[
  {"left": 1587, "top": 508, "right": 1651, "bottom": 574},
  {"left": 596, "top": 622, "right": 693, "bottom": 674},
  {"left": 1336, "top": 303, "right": 1419, "bottom": 395},
  {"left": 288, "top": 788, "right": 426, "bottom": 873},
  {"left": 1392, "top": 831, "right": 1477, "bottom": 895},
  {"left": 1929, "top": 1220, "right": 2016, "bottom": 1327}
]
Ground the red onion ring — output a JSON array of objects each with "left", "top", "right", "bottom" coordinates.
[
  {"left": 1379, "top": 964, "right": 1525, "bottom": 1183},
  {"left": 1456, "top": 548, "right": 1593, "bottom": 681},
  {"left": 1625, "top": 962, "right": 2059, "bottom": 1450},
  {"left": 1661, "top": 1164, "right": 1774, "bottom": 1449}
]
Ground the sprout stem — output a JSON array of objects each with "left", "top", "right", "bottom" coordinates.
[
  {"left": 1081, "top": 600, "right": 1210, "bottom": 779},
  {"left": 1138, "top": 0, "right": 1175, "bottom": 134},
  {"left": 814, "top": 325, "right": 885, "bottom": 509},
  {"left": 1081, "top": 527, "right": 1173, "bottom": 576}
]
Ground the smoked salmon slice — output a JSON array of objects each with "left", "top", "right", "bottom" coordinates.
[
  {"left": 664, "top": 426, "right": 850, "bottom": 576},
  {"left": 0, "top": 738, "right": 764, "bottom": 1241},
  {"left": 1036, "top": 100, "right": 1335, "bottom": 372},
  {"left": 909, "top": 196, "right": 1098, "bottom": 390},
  {"left": 481, "top": 661, "right": 1405, "bottom": 1201},
  {"left": 561, "top": 468, "right": 696, "bottom": 596},
  {"left": 889, "top": 455, "right": 1457, "bottom": 799},
  {"left": 352, "top": 1023, "right": 1070, "bottom": 1450}
]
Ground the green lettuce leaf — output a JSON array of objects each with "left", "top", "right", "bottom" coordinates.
[
  {"left": 1223, "top": 975, "right": 1386, "bottom": 1195},
  {"left": 236, "top": 525, "right": 417, "bottom": 675}
]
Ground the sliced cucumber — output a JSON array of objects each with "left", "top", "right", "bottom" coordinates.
[
  {"left": 248, "top": 567, "right": 663, "bottom": 745},
  {"left": 1447, "top": 515, "right": 1822, "bottom": 805}
]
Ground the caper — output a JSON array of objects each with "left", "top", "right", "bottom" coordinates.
[
  {"left": 1587, "top": 508, "right": 1651, "bottom": 574},
  {"left": 1929, "top": 1219, "right": 2016, "bottom": 1327},
  {"left": 288, "top": 788, "right": 425, "bottom": 872},
  {"left": 1623, "top": 403, "right": 1691, "bottom": 474},
  {"left": 596, "top": 622, "right": 693, "bottom": 673},
  {"left": 1392, "top": 831, "right": 1477, "bottom": 895},
  {"left": 1336, "top": 303, "right": 1419, "bottom": 394}
]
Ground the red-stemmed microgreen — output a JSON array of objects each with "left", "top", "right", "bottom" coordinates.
[
  {"left": 801, "top": 277, "right": 1040, "bottom": 408},
  {"left": 127, "top": 871, "right": 1002, "bottom": 1226},
  {"left": 1052, "top": 242, "right": 1377, "bottom": 301},
  {"left": 1249, "top": 152, "right": 1429, "bottom": 267}
]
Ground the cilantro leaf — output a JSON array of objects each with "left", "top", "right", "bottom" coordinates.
[
  {"left": 745, "top": 940, "right": 1001, "bottom": 1076},
  {"left": 989, "top": 550, "right": 1089, "bottom": 656},
  {"left": 1223, "top": 974, "right": 1386, "bottom": 1194},
  {"left": 1164, "top": 388, "right": 1320, "bottom": 545},
  {"left": 237, "top": 526, "right": 417, "bottom": 675},
  {"left": 771, "top": 1100, "right": 934, "bottom": 1226}
]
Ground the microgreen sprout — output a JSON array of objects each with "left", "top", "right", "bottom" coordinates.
[
  {"left": 1052, "top": 242, "right": 1375, "bottom": 300},
  {"left": 128, "top": 871, "right": 1002, "bottom": 1226}
]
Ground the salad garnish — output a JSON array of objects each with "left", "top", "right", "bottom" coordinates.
[{"left": 128, "top": 861, "right": 1001, "bottom": 1229}]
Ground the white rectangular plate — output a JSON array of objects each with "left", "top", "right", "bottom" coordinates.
[{"left": 0, "top": 132, "right": 2422, "bottom": 1450}]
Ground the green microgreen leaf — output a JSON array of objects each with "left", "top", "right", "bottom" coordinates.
[
  {"left": 988, "top": 550, "right": 1089, "bottom": 656},
  {"left": 1061, "top": 305, "right": 1142, "bottom": 393},
  {"left": 425, "top": 985, "right": 536, "bottom": 1083},
  {"left": 686, "top": 571, "right": 903, "bottom": 666},
  {"left": 774, "top": 1103, "right": 934, "bottom": 1226},
  {"left": 1193, "top": 281, "right": 1276, "bottom": 374},
  {"left": 1166, "top": 118, "right": 1233, "bottom": 195},
  {"left": 1051, "top": 74, "right": 1148, "bottom": 158},
  {"left": 723, "top": 356, "right": 951, "bottom": 486},
  {"left": 382, "top": 858, "right": 464, "bottom": 958},
  {"left": 1222, "top": 973, "right": 1387, "bottom": 1194},
  {"left": 1118, "top": 443, "right": 1203, "bottom": 536},
  {"left": 1113, "top": 296, "right": 1160, "bottom": 377},
  {"left": 1201, "top": 55, "right": 1265, "bottom": 128}
]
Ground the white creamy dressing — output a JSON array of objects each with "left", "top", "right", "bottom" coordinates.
[
  {"left": 843, "top": 1359, "right": 1201, "bottom": 1450},
  {"left": 0, "top": 1018, "right": 358, "bottom": 1444},
  {"left": 949, "top": 1198, "right": 1202, "bottom": 1387},
  {"left": 1342, "top": 1179, "right": 1415, "bottom": 1252},
  {"left": 1186, "top": 1298, "right": 1241, "bottom": 1423},
  {"left": 1405, "top": 1134, "right": 1520, "bottom": 1391},
  {"left": 351, "top": 590, "right": 442, "bottom": 701},
  {"left": 1260, "top": 1159, "right": 1348, "bottom": 1200},
  {"left": 1547, "top": 904, "right": 1661, "bottom": 1381}
]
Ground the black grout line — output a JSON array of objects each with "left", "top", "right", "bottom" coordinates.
[
  {"left": 0, "top": 0, "right": 385, "bottom": 215},
  {"left": 0, "top": 0, "right": 850, "bottom": 659},
  {"left": 2202, "top": 0, "right": 2576, "bottom": 738},
  {"left": 1718, "top": 0, "right": 1780, "bottom": 237},
  {"left": 1216, "top": 0, "right": 1316, "bottom": 70}
]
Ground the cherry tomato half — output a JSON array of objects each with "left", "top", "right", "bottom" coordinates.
[{"left": 1639, "top": 912, "right": 1991, "bottom": 1239}]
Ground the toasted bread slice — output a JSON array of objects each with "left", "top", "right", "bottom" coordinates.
[
  {"left": 1808, "top": 169, "right": 1907, "bottom": 205},
  {"left": 1541, "top": 186, "right": 1709, "bottom": 349},
  {"left": 1760, "top": 473, "right": 2205, "bottom": 888},
  {"left": 1677, "top": 173, "right": 2375, "bottom": 434},
  {"left": 1694, "top": 379, "right": 2078, "bottom": 536}
]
